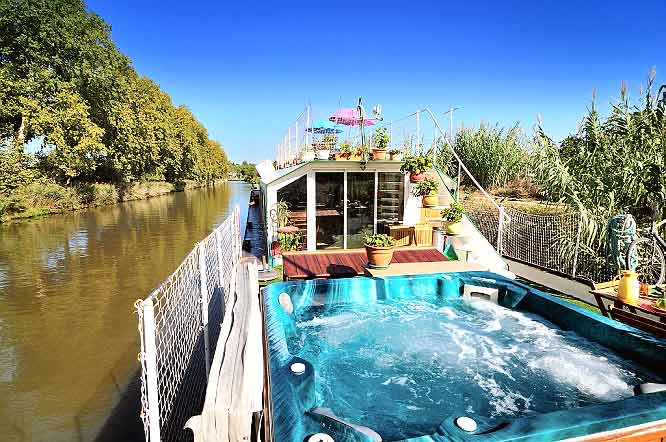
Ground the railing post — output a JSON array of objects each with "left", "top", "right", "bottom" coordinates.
[
  {"left": 215, "top": 228, "right": 225, "bottom": 302},
  {"left": 572, "top": 216, "right": 583, "bottom": 277},
  {"left": 141, "top": 299, "right": 162, "bottom": 442},
  {"left": 456, "top": 161, "right": 462, "bottom": 202},
  {"left": 415, "top": 111, "right": 420, "bottom": 152},
  {"left": 497, "top": 205, "right": 505, "bottom": 254},
  {"left": 198, "top": 243, "right": 211, "bottom": 378},
  {"left": 389, "top": 120, "right": 393, "bottom": 151},
  {"left": 305, "top": 104, "right": 311, "bottom": 151}
]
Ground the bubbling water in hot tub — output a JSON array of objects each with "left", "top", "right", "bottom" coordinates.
[{"left": 291, "top": 292, "right": 661, "bottom": 441}]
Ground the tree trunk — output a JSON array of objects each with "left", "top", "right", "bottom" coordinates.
[{"left": 14, "top": 114, "right": 25, "bottom": 148}]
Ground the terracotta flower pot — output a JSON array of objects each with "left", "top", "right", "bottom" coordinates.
[
  {"left": 372, "top": 148, "right": 387, "bottom": 160},
  {"left": 410, "top": 172, "right": 425, "bottom": 183},
  {"left": 444, "top": 221, "right": 463, "bottom": 235},
  {"left": 422, "top": 194, "right": 438, "bottom": 207},
  {"left": 365, "top": 245, "right": 395, "bottom": 268},
  {"left": 390, "top": 153, "right": 402, "bottom": 161},
  {"left": 335, "top": 153, "right": 351, "bottom": 160}
]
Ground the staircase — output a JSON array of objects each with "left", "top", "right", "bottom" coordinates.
[{"left": 417, "top": 168, "right": 512, "bottom": 278}]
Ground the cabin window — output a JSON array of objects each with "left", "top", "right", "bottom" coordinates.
[
  {"left": 346, "top": 172, "right": 376, "bottom": 248},
  {"left": 315, "top": 172, "right": 344, "bottom": 249},
  {"left": 277, "top": 175, "right": 307, "bottom": 244}
]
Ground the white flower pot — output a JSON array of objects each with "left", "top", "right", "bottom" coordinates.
[
  {"left": 316, "top": 150, "right": 330, "bottom": 160},
  {"left": 301, "top": 151, "right": 316, "bottom": 162}
]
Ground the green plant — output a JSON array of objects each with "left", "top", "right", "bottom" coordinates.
[
  {"left": 372, "top": 127, "right": 390, "bottom": 150},
  {"left": 388, "top": 148, "right": 402, "bottom": 155},
  {"left": 400, "top": 154, "right": 433, "bottom": 174},
  {"left": 277, "top": 232, "right": 301, "bottom": 251},
  {"left": 441, "top": 202, "right": 465, "bottom": 223},
  {"left": 339, "top": 140, "right": 353, "bottom": 155},
  {"left": 363, "top": 233, "right": 396, "bottom": 248},
  {"left": 530, "top": 71, "right": 666, "bottom": 280},
  {"left": 355, "top": 144, "right": 369, "bottom": 157},
  {"left": 452, "top": 123, "right": 529, "bottom": 189},
  {"left": 322, "top": 134, "right": 338, "bottom": 147},
  {"left": 274, "top": 201, "right": 291, "bottom": 228},
  {"left": 413, "top": 177, "right": 438, "bottom": 196}
]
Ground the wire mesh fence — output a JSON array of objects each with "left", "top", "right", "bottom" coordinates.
[
  {"left": 136, "top": 206, "right": 241, "bottom": 442},
  {"left": 465, "top": 203, "right": 616, "bottom": 283}
]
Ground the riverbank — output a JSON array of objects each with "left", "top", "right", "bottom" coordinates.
[{"left": 0, "top": 178, "right": 227, "bottom": 223}]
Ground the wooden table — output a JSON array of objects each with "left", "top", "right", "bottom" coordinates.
[{"left": 590, "top": 287, "right": 666, "bottom": 323}]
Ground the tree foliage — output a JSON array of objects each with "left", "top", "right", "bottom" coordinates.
[{"left": 0, "top": 0, "right": 230, "bottom": 188}]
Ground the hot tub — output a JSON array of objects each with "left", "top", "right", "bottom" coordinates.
[{"left": 262, "top": 272, "right": 666, "bottom": 442}]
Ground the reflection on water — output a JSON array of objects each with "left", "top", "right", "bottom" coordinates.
[{"left": 0, "top": 182, "right": 250, "bottom": 441}]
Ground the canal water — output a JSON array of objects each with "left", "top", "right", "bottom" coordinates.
[{"left": 0, "top": 181, "right": 251, "bottom": 442}]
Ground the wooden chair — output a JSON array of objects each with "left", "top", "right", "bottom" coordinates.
[{"left": 609, "top": 306, "right": 666, "bottom": 339}]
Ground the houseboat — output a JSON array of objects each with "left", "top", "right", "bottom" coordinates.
[{"left": 138, "top": 104, "right": 666, "bottom": 442}]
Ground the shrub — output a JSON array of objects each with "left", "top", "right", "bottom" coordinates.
[
  {"left": 364, "top": 233, "right": 396, "bottom": 248},
  {"left": 277, "top": 232, "right": 301, "bottom": 251},
  {"left": 452, "top": 123, "right": 529, "bottom": 189},
  {"left": 413, "top": 177, "right": 438, "bottom": 196},
  {"left": 400, "top": 154, "right": 433, "bottom": 175},
  {"left": 441, "top": 202, "right": 465, "bottom": 223},
  {"left": 372, "top": 127, "right": 390, "bottom": 150}
]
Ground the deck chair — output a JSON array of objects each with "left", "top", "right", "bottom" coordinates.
[{"left": 609, "top": 306, "right": 666, "bottom": 339}]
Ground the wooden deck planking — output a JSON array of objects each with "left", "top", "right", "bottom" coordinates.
[
  {"left": 283, "top": 247, "right": 447, "bottom": 280},
  {"left": 185, "top": 260, "right": 263, "bottom": 442}
]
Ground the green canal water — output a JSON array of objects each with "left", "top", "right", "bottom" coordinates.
[{"left": 0, "top": 181, "right": 251, "bottom": 441}]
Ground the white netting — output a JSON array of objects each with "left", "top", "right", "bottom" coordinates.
[
  {"left": 136, "top": 206, "right": 241, "bottom": 442},
  {"left": 465, "top": 204, "right": 615, "bottom": 283}
]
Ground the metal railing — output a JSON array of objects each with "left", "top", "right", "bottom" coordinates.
[{"left": 135, "top": 206, "right": 242, "bottom": 442}]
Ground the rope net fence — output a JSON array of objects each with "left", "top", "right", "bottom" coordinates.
[
  {"left": 464, "top": 202, "right": 615, "bottom": 283},
  {"left": 136, "top": 206, "right": 241, "bottom": 442}
]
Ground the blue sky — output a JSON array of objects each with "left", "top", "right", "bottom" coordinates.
[{"left": 87, "top": 0, "right": 665, "bottom": 163}]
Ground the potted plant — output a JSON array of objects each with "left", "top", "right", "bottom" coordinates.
[
  {"left": 371, "top": 127, "right": 390, "bottom": 160},
  {"left": 277, "top": 231, "right": 302, "bottom": 252},
  {"left": 322, "top": 133, "right": 338, "bottom": 149},
  {"left": 301, "top": 146, "right": 315, "bottom": 162},
  {"left": 364, "top": 233, "right": 396, "bottom": 269},
  {"left": 413, "top": 177, "right": 439, "bottom": 207},
  {"left": 389, "top": 148, "right": 402, "bottom": 161},
  {"left": 336, "top": 140, "right": 353, "bottom": 160},
  {"left": 400, "top": 154, "right": 433, "bottom": 182},
  {"left": 440, "top": 201, "right": 465, "bottom": 234},
  {"left": 353, "top": 144, "right": 368, "bottom": 161}
]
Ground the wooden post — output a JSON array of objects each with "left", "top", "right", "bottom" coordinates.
[
  {"left": 198, "top": 243, "right": 211, "bottom": 379},
  {"left": 141, "top": 299, "right": 162, "bottom": 442}
]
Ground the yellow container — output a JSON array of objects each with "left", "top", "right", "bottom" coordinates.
[{"left": 618, "top": 271, "right": 640, "bottom": 304}]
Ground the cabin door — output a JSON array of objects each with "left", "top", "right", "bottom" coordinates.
[{"left": 346, "top": 172, "right": 376, "bottom": 248}]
